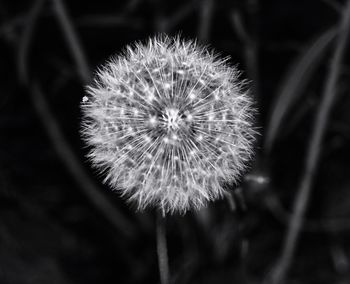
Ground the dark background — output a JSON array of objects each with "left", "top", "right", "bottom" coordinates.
[{"left": 1, "top": 0, "right": 350, "bottom": 283}]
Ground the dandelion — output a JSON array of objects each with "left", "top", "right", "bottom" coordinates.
[{"left": 81, "top": 35, "right": 256, "bottom": 214}]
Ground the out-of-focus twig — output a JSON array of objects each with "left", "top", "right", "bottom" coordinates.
[
  {"left": 224, "top": 191, "right": 236, "bottom": 211},
  {"left": 156, "top": 213, "right": 170, "bottom": 284},
  {"left": 230, "top": 10, "right": 259, "bottom": 97},
  {"left": 51, "top": 0, "right": 90, "bottom": 83},
  {"left": 232, "top": 0, "right": 260, "bottom": 94},
  {"left": 30, "top": 83, "right": 136, "bottom": 238},
  {"left": 264, "top": 28, "right": 337, "bottom": 154},
  {"left": 17, "top": 0, "right": 135, "bottom": 238},
  {"left": 152, "top": 0, "right": 166, "bottom": 33},
  {"left": 265, "top": 192, "right": 350, "bottom": 232},
  {"left": 18, "top": 0, "right": 45, "bottom": 84},
  {"left": 153, "top": 0, "right": 198, "bottom": 33},
  {"left": 0, "top": 15, "right": 25, "bottom": 39},
  {"left": 162, "top": 0, "right": 197, "bottom": 31},
  {"left": 77, "top": 15, "right": 143, "bottom": 30},
  {"left": 198, "top": 0, "right": 213, "bottom": 43},
  {"left": 77, "top": 0, "right": 143, "bottom": 30},
  {"left": 330, "top": 241, "right": 349, "bottom": 274},
  {"left": 320, "top": 0, "right": 342, "bottom": 13},
  {"left": 269, "top": 1, "right": 350, "bottom": 283},
  {"left": 122, "top": 0, "right": 143, "bottom": 15}
]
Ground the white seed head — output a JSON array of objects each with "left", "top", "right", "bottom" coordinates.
[{"left": 81, "top": 35, "right": 256, "bottom": 214}]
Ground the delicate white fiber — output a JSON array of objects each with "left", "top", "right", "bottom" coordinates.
[{"left": 81, "top": 35, "right": 256, "bottom": 214}]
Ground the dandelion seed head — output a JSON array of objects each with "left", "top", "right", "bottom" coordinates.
[{"left": 81, "top": 35, "right": 256, "bottom": 214}]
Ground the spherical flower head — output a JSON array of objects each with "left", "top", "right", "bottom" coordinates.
[{"left": 81, "top": 35, "right": 256, "bottom": 214}]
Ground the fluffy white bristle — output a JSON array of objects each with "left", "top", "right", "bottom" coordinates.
[{"left": 81, "top": 35, "right": 256, "bottom": 214}]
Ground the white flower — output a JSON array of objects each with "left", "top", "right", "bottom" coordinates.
[{"left": 81, "top": 35, "right": 256, "bottom": 214}]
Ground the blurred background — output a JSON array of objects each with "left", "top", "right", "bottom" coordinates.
[{"left": 1, "top": 0, "right": 350, "bottom": 283}]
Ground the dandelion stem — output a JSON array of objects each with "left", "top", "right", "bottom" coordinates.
[
  {"left": 156, "top": 212, "right": 170, "bottom": 284},
  {"left": 269, "top": 1, "right": 350, "bottom": 283}
]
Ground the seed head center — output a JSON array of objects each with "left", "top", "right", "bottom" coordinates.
[{"left": 163, "top": 108, "right": 182, "bottom": 131}]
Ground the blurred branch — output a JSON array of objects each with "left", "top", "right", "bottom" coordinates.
[
  {"left": 17, "top": 0, "right": 45, "bottom": 84},
  {"left": 230, "top": 11, "right": 253, "bottom": 47},
  {"left": 230, "top": 9, "right": 259, "bottom": 96},
  {"left": 153, "top": 0, "right": 198, "bottom": 33},
  {"left": 162, "top": 0, "right": 197, "bottom": 32},
  {"left": 0, "top": 14, "right": 25, "bottom": 39},
  {"left": 122, "top": 0, "right": 143, "bottom": 15},
  {"left": 265, "top": 192, "right": 350, "bottom": 232},
  {"left": 156, "top": 213, "right": 170, "bottom": 284},
  {"left": 225, "top": 187, "right": 247, "bottom": 212},
  {"left": 330, "top": 241, "right": 349, "bottom": 274},
  {"left": 30, "top": 83, "right": 136, "bottom": 238},
  {"left": 78, "top": 0, "right": 144, "bottom": 29},
  {"left": 76, "top": 0, "right": 145, "bottom": 30},
  {"left": 264, "top": 28, "right": 337, "bottom": 154},
  {"left": 269, "top": 1, "right": 350, "bottom": 283},
  {"left": 197, "top": 0, "right": 214, "bottom": 43},
  {"left": 77, "top": 15, "right": 143, "bottom": 30},
  {"left": 16, "top": 0, "right": 136, "bottom": 238},
  {"left": 224, "top": 191, "right": 236, "bottom": 211},
  {"left": 320, "top": 0, "right": 342, "bottom": 13},
  {"left": 51, "top": 0, "right": 90, "bottom": 83}
]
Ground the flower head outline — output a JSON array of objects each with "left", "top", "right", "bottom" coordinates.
[{"left": 81, "top": 35, "right": 256, "bottom": 214}]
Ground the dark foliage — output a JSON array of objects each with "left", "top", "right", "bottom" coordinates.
[{"left": 1, "top": 0, "right": 350, "bottom": 283}]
